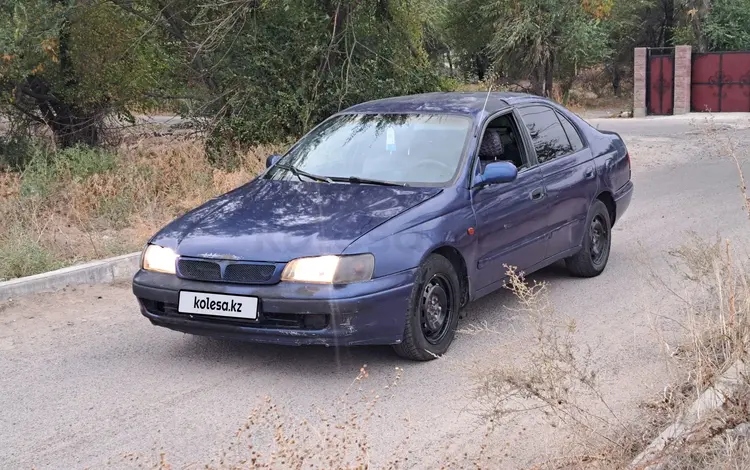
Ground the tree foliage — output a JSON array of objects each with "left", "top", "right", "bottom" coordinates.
[
  {"left": 441, "top": 0, "right": 494, "bottom": 80},
  {"left": 484, "top": 0, "right": 610, "bottom": 97},
  {"left": 673, "top": 0, "right": 750, "bottom": 52},
  {"left": 0, "top": 0, "right": 171, "bottom": 146},
  {"left": 2, "top": 0, "right": 750, "bottom": 161}
]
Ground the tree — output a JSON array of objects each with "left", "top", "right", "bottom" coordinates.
[
  {"left": 602, "top": 0, "right": 659, "bottom": 96},
  {"left": 441, "top": 0, "right": 494, "bottom": 81},
  {"left": 106, "top": 0, "right": 445, "bottom": 165},
  {"left": 485, "top": 0, "right": 610, "bottom": 98},
  {"left": 0, "top": 0, "right": 171, "bottom": 147},
  {"left": 678, "top": 0, "right": 750, "bottom": 52}
]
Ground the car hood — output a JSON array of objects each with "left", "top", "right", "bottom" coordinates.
[{"left": 151, "top": 179, "right": 441, "bottom": 262}]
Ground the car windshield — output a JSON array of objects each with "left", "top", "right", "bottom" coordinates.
[{"left": 268, "top": 113, "right": 472, "bottom": 186}]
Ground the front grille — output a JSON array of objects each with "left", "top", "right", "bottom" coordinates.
[
  {"left": 224, "top": 263, "right": 275, "bottom": 283},
  {"left": 178, "top": 259, "right": 221, "bottom": 281},
  {"left": 177, "top": 258, "right": 277, "bottom": 284}
]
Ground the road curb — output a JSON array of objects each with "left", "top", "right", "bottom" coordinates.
[
  {"left": 629, "top": 357, "right": 749, "bottom": 470},
  {"left": 0, "top": 252, "right": 141, "bottom": 302}
]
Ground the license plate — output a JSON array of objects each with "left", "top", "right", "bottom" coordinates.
[{"left": 178, "top": 291, "right": 259, "bottom": 320}]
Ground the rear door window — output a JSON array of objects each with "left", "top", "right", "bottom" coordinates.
[{"left": 518, "top": 106, "right": 573, "bottom": 163}]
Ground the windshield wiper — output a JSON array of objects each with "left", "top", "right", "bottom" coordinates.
[
  {"left": 330, "top": 176, "right": 409, "bottom": 187},
  {"left": 275, "top": 164, "right": 333, "bottom": 183}
]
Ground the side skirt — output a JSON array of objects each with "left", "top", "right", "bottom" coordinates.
[{"left": 471, "top": 246, "right": 582, "bottom": 302}]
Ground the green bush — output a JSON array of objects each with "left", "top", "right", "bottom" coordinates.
[
  {"left": 56, "top": 145, "right": 117, "bottom": 180},
  {"left": 19, "top": 144, "right": 117, "bottom": 198},
  {"left": 19, "top": 148, "right": 58, "bottom": 199},
  {"left": 0, "top": 222, "right": 63, "bottom": 281},
  {"left": 97, "top": 193, "right": 133, "bottom": 229},
  {"left": 0, "top": 136, "right": 37, "bottom": 171}
]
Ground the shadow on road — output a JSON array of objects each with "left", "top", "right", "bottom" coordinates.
[{"left": 155, "top": 262, "right": 572, "bottom": 374}]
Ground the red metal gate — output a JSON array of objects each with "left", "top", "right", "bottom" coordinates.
[
  {"left": 692, "top": 52, "right": 750, "bottom": 112},
  {"left": 647, "top": 49, "right": 674, "bottom": 115}
]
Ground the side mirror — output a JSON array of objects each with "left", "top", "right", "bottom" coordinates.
[
  {"left": 266, "top": 154, "right": 282, "bottom": 168},
  {"left": 474, "top": 161, "right": 518, "bottom": 188}
]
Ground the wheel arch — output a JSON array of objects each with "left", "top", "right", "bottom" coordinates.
[
  {"left": 596, "top": 191, "right": 617, "bottom": 227},
  {"left": 429, "top": 245, "right": 471, "bottom": 308}
]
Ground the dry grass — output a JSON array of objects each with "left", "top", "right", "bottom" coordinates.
[
  {"left": 462, "top": 244, "right": 749, "bottom": 470},
  {"left": 463, "top": 116, "right": 750, "bottom": 469},
  {"left": 0, "top": 136, "right": 285, "bottom": 280},
  {"left": 633, "top": 233, "right": 750, "bottom": 470},
  {"left": 465, "top": 266, "right": 658, "bottom": 470},
  {"left": 117, "top": 365, "right": 409, "bottom": 470}
]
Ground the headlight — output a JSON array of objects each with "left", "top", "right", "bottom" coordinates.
[
  {"left": 281, "top": 254, "right": 374, "bottom": 284},
  {"left": 142, "top": 244, "right": 178, "bottom": 274}
]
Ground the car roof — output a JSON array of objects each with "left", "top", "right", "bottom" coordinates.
[{"left": 341, "top": 91, "right": 538, "bottom": 117}]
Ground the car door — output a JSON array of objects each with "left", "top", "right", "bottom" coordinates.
[
  {"left": 471, "top": 111, "right": 549, "bottom": 291},
  {"left": 517, "top": 104, "right": 599, "bottom": 260}
]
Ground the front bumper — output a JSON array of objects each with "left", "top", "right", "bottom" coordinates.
[{"left": 132, "top": 268, "right": 416, "bottom": 346}]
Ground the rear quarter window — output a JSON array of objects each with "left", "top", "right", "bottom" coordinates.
[
  {"left": 518, "top": 106, "right": 573, "bottom": 163},
  {"left": 556, "top": 112, "right": 584, "bottom": 152}
]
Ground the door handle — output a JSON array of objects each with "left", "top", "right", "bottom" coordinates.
[
  {"left": 584, "top": 166, "right": 595, "bottom": 178},
  {"left": 530, "top": 188, "right": 545, "bottom": 201}
]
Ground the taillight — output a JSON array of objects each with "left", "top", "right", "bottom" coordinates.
[{"left": 626, "top": 152, "right": 631, "bottom": 178}]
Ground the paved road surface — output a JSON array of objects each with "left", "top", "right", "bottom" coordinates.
[{"left": 2, "top": 115, "right": 750, "bottom": 469}]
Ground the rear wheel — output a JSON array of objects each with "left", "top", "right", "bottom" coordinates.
[
  {"left": 565, "top": 200, "right": 612, "bottom": 278},
  {"left": 394, "top": 254, "right": 460, "bottom": 361}
]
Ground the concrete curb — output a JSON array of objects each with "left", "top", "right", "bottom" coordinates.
[
  {"left": 630, "top": 358, "right": 749, "bottom": 470},
  {"left": 0, "top": 252, "right": 141, "bottom": 302}
]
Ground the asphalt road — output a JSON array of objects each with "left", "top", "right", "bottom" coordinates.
[{"left": 2, "top": 114, "right": 750, "bottom": 469}]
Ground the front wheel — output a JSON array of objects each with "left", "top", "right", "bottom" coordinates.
[
  {"left": 393, "top": 254, "right": 461, "bottom": 361},
  {"left": 565, "top": 199, "right": 612, "bottom": 278}
]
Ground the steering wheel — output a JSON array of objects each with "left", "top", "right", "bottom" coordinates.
[{"left": 410, "top": 159, "right": 453, "bottom": 174}]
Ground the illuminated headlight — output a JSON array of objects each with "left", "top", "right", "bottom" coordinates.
[
  {"left": 281, "top": 254, "right": 375, "bottom": 284},
  {"left": 141, "top": 244, "right": 178, "bottom": 274}
]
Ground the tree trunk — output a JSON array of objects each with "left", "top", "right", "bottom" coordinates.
[
  {"left": 51, "top": 110, "right": 102, "bottom": 148},
  {"left": 662, "top": 0, "right": 675, "bottom": 46},
  {"left": 20, "top": 77, "right": 102, "bottom": 148},
  {"left": 321, "top": 0, "right": 350, "bottom": 72},
  {"left": 543, "top": 55, "right": 554, "bottom": 98},
  {"left": 694, "top": 0, "right": 711, "bottom": 52},
  {"left": 612, "top": 63, "right": 621, "bottom": 97},
  {"left": 559, "top": 76, "right": 575, "bottom": 104},
  {"left": 475, "top": 54, "right": 486, "bottom": 81},
  {"left": 26, "top": 5, "right": 104, "bottom": 148},
  {"left": 531, "top": 65, "right": 544, "bottom": 96}
]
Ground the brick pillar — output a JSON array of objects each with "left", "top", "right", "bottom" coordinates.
[
  {"left": 633, "top": 48, "right": 647, "bottom": 117},
  {"left": 673, "top": 45, "right": 692, "bottom": 115}
]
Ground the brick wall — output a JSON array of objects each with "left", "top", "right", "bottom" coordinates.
[
  {"left": 673, "top": 45, "right": 692, "bottom": 114},
  {"left": 633, "top": 48, "right": 647, "bottom": 117}
]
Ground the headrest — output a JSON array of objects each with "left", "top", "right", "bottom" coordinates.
[{"left": 479, "top": 128, "right": 504, "bottom": 161}]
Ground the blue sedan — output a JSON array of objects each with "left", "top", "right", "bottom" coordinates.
[{"left": 132, "top": 92, "right": 633, "bottom": 360}]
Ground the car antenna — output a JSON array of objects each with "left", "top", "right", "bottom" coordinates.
[{"left": 474, "top": 85, "right": 492, "bottom": 137}]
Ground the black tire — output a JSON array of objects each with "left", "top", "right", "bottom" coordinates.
[
  {"left": 565, "top": 200, "right": 612, "bottom": 278},
  {"left": 393, "top": 254, "right": 461, "bottom": 361}
]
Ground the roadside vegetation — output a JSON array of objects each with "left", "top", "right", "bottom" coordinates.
[
  {"left": 0, "top": 134, "right": 285, "bottom": 280},
  {"left": 3, "top": 0, "right": 749, "bottom": 279}
]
